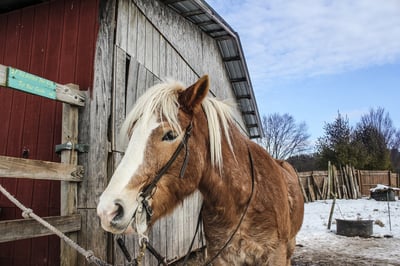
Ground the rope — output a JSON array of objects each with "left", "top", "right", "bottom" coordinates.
[{"left": 0, "top": 184, "right": 111, "bottom": 266}]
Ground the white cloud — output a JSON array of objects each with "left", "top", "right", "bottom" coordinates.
[{"left": 207, "top": 0, "right": 400, "bottom": 82}]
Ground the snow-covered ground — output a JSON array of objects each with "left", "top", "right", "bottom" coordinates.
[{"left": 293, "top": 197, "right": 400, "bottom": 265}]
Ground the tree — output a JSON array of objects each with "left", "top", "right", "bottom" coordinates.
[
  {"left": 394, "top": 131, "right": 400, "bottom": 150},
  {"left": 353, "top": 124, "right": 391, "bottom": 170},
  {"left": 316, "top": 109, "right": 394, "bottom": 170},
  {"left": 358, "top": 107, "right": 397, "bottom": 149},
  {"left": 316, "top": 112, "right": 364, "bottom": 168},
  {"left": 259, "top": 113, "right": 310, "bottom": 159},
  {"left": 287, "top": 153, "right": 320, "bottom": 171}
]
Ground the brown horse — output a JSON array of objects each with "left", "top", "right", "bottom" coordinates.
[{"left": 97, "top": 75, "right": 304, "bottom": 265}]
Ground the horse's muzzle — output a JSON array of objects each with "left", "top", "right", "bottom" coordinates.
[{"left": 97, "top": 199, "right": 127, "bottom": 233}]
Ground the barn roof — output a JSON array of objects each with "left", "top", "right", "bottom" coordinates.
[
  {"left": 0, "top": 0, "right": 263, "bottom": 138},
  {"left": 160, "top": 0, "right": 263, "bottom": 138}
]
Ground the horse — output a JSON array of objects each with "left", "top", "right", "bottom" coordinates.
[{"left": 96, "top": 75, "right": 304, "bottom": 265}]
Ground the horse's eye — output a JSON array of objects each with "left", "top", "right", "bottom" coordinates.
[{"left": 162, "top": 131, "right": 177, "bottom": 141}]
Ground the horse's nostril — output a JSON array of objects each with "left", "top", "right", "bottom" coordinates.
[{"left": 113, "top": 202, "right": 124, "bottom": 221}]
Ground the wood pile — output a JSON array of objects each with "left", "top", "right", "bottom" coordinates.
[{"left": 297, "top": 162, "right": 362, "bottom": 202}]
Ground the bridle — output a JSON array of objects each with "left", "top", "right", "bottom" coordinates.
[
  {"left": 116, "top": 119, "right": 255, "bottom": 266},
  {"left": 116, "top": 121, "right": 194, "bottom": 265},
  {"left": 139, "top": 120, "right": 193, "bottom": 219}
]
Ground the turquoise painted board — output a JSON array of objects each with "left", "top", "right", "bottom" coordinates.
[{"left": 7, "top": 67, "right": 57, "bottom": 99}]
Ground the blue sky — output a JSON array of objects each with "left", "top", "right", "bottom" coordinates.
[{"left": 207, "top": 0, "right": 400, "bottom": 146}]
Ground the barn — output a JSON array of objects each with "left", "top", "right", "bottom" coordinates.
[{"left": 0, "top": 0, "right": 262, "bottom": 265}]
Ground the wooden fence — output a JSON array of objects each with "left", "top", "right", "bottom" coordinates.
[
  {"left": 298, "top": 164, "right": 399, "bottom": 202},
  {"left": 0, "top": 64, "right": 85, "bottom": 265}
]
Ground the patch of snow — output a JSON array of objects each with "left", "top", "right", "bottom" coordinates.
[
  {"left": 294, "top": 197, "right": 400, "bottom": 264},
  {"left": 370, "top": 184, "right": 400, "bottom": 192}
]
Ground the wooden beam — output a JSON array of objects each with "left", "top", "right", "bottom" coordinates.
[
  {"left": 61, "top": 103, "right": 80, "bottom": 265},
  {"left": 0, "top": 155, "right": 83, "bottom": 182},
  {"left": 0, "top": 64, "right": 85, "bottom": 106},
  {"left": 0, "top": 214, "right": 81, "bottom": 243}
]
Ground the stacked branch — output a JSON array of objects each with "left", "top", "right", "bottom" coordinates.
[{"left": 298, "top": 163, "right": 361, "bottom": 202}]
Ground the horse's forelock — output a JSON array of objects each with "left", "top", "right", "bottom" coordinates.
[{"left": 120, "top": 80, "right": 184, "bottom": 146}]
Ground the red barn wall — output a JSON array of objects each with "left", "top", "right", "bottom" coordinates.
[{"left": 0, "top": 0, "right": 98, "bottom": 265}]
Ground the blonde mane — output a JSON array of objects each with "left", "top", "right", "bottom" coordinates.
[{"left": 120, "top": 80, "right": 238, "bottom": 169}]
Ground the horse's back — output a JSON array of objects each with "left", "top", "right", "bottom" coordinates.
[{"left": 275, "top": 159, "right": 304, "bottom": 237}]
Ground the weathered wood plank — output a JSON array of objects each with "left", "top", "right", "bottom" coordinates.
[
  {"left": 126, "top": 59, "right": 140, "bottom": 112},
  {"left": 0, "top": 214, "right": 81, "bottom": 243},
  {"left": 0, "top": 155, "right": 83, "bottom": 181},
  {"left": 0, "top": 64, "right": 7, "bottom": 86},
  {"left": 116, "top": 0, "right": 129, "bottom": 51},
  {"left": 133, "top": 0, "right": 203, "bottom": 76},
  {"left": 112, "top": 46, "right": 127, "bottom": 152},
  {"left": 144, "top": 19, "right": 153, "bottom": 71},
  {"left": 152, "top": 27, "right": 160, "bottom": 77},
  {"left": 136, "top": 10, "right": 146, "bottom": 64},
  {"left": 0, "top": 64, "right": 85, "bottom": 106},
  {"left": 60, "top": 103, "right": 79, "bottom": 266},
  {"left": 127, "top": 0, "right": 138, "bottom": 59},
  {"left": 77, "top": 209, "right": 110, "bottom": 266},
  {"left": 136, "top": 63, "right": 147, "bottom": 99},
  {"left": 77, "top": 1, "right": 117, "bottom": 264},
  {"left": 55, "top": 83, "right": 86, "bottom": 107},
  {"left": 159, "top": 35, "right": 166, "bottom": 78}
]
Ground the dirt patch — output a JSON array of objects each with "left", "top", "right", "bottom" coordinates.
[{"left": 292, "top": 240, "right": 400, "bottom": 266}]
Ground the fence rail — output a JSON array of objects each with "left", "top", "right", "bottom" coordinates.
[
  {"left": 0, "top": 156, "right": 83, "bottom": 182},
  {"left": 0, "top": 214, "right": 81, "bottom": 243},
  {"left": 0, "top": 64, "right": 85, "bottom": 106}
]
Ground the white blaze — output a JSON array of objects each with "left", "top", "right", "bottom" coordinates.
[{"left": 97, "top": 115, "right": 159, "bottom": 229}]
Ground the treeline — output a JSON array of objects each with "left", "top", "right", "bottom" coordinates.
[{"left": 287, "top": 108, "right": 400, "bottom": 172}]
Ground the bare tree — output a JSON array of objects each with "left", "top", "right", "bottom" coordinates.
[
  {"left": 358, "top": 107, "right": 397, "bottom": 149},
  {"left": 259, "top": 113, "right": 310, "bottom": 159},
  {"left": 394, "top": 130, "right": 400, "bottom": 150}
]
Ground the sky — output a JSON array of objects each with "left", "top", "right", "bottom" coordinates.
[{"left": 207, "top": 0, "right": 400, "bottom": 146}]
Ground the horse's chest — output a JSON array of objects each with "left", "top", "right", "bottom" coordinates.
[{"left": 210, "top": 233, "right": 270, "bottom": 265}]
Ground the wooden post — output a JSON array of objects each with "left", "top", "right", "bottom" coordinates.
[
  {"left": 297, "top": 173, "right": 308, "bottom": 203},
  {"left": 60, "top": 102, "right": 79, "bottom": 266},
  {"left": 327, "top": 162, "right": 331, "bottom": 199},
  {"left": 327, "top": 194, "right": 336, "bottom": 230},
  {"left": 307, "top": 176, "right": 316, "bottom": 202}
]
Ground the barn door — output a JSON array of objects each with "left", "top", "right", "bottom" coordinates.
[{"left": 0, "top": 1, "right": 99, "bottom": 265}]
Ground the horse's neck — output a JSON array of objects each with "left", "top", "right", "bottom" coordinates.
[{"left": 199, "top": 127, "right": 253, "bottom": 230}]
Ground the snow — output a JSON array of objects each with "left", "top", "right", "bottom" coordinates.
[
  {"left": 293, "top": 197, "right": 400, "bottom": 265},
  {"left": 370, "top": 184, "right": 400, "bottom": 192}
]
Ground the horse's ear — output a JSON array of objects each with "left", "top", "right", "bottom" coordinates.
[{"left": 179, "top": 75, "right": 209, "bottom": 113}]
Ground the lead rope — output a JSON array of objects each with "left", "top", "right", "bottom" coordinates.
[{"left": 0, "top": 184, "right": 111, "bottom": 266}]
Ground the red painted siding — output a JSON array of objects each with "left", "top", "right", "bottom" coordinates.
[{"left": 0, "top": 1, "right": 99, "bottom": 265}]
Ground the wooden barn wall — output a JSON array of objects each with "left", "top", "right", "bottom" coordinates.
[
  {"left": 0, "top": 0, "right": 98, "bottom": 265},
  {"left": 117, "top": 0, "right": 237, "bottom": 101}
]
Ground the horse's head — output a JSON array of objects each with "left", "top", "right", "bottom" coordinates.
[{"left": 97, "top": 75, "right": 219, "bottom": 235}]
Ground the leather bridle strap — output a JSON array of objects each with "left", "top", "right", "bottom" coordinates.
[
  {"left": 140, "top": 121, "right": 193, "bottom": 218},
  {"left": 117, "top": 121, "right": 193, "bottom": 265}
]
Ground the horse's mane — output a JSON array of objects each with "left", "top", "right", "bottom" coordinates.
[{"left": 120, "top": 80, "right": 238, "bottom": 170}]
